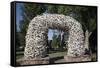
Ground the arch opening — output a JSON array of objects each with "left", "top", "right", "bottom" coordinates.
[{"left": 47, "top": 29, "right": 68, "bottom": 56}]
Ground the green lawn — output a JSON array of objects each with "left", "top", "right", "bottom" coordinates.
[
  {"left": 16, "top": 51, "right": 24, "bottom": 59},
  {"left": 49, "top": 51, "right": 66, "bottom": 58},
  {"left": 91, "top": 53, "right": 97, "bottom": 61},
  {"left": 16, "top": 51, "right": 97, "bottom": 61},
  {"left": 16, "top": 50, "right": 66, "bottom": 60}
]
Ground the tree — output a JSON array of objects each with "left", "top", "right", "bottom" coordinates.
[
  {"left": 72, "top": 7, "right": 97, "bottom": 54},
  {"left": 16, "top": 32, "right": 20, "bottom": 50},
  {"left": 18, "top": 3, "right": 46, "bottom": 49},
  {"left": 51, "top": 31, "right": 58, "bottom": 49},
  {"left": 47, "top": 5, "right": 97, "bottom": 54},
  {"left": 57, "top": 30, "right": 66, "bottom": 50},
  {"left": 46, "top": 5, "right": 58, "bottom": 13}
]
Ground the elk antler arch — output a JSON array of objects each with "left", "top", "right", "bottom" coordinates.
[{"left": 24, "top": 14, "right": 85, "bottom": 59}]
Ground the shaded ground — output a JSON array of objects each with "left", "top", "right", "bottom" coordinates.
[
  {"left": 16, "top": 51, "right": 66, "bottom": 63},
  {"left": 49, "top": 51, "right": 66, "bottom": 63},
  {"left": 16, "top": 51, "right": 66, "bottom": 59},
  {"left": 16, "top": 51, "right": 97, "bottom": 64},
  {"left": 16, "top": 51, "right": 24, "bottom": 59}
]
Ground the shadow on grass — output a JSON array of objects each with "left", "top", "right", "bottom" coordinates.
[
  {"left": 49, "top": 56, "right": 64, "bottom": 63},
  {"left": 16, "top": 51, "right": 24, "bottom": 59}
]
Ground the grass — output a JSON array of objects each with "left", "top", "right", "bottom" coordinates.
[
  {"left": 16, "top": 54, "right": 23, "bottom": 59},
  {"left": 16, "top": 51, "right": 24, "bottom": 59},
  {"left": 48, "top": 51, "right": 66, "bottom": 58},
  {"left": 48, "top": 49, "right": 67, "bottom": 54},
  {"left": 16, "top": 50, "right": 66, "bottom": 60},
  {"left": 91, "top": 53, "right": 97, "bottom": 61},
  {"left": 16, "top": 50, "right": 97, "bottom": 62}
]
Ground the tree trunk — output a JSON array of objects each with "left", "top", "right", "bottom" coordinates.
[
  {"left": 84, "top": 30, "right": 92, "bottom": 55},
  {"left": 84, "top": 30, "right": 89, "bottom": 50}
]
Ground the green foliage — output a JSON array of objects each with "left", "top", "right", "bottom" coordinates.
[
  {"left": 17, "top": 3, "right": 46, "bottom": 50},
  {"left": 19, "top": 3, "right": 46, "bottom": 33},
  {"left": 89, "top": 18, "right": 97, "bottom": 31},
  {"left": 16, "top": 32, "right": 25, "bottom": 51},
  {"left": 16, "top": 32, "right": 20, "bottom": 49},
  {"left": 46, "top": 5, "right": 58, "bottom": 13},
  {"left": 57, "top": 32, "right": 66, "bottom": 49},
  {"left": 51, "top": 33, "right": 58, "bottom": 48},
  {"left": 58, "top": 6, "right": 74, "bottom": 15},
  {"left": 71, "top": 6, "right": 97, "bottom": 32}
]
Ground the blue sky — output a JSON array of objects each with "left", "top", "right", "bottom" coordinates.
[
  {"left": 16, "top": 3, "right": 22, "bottom": 31},
  {"left": 16, "top": 3, "right": 53, "bottom": 40},
  {"left": 48, "top": 29, "right": 53, "bottom": 40}
]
